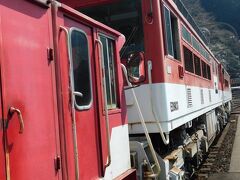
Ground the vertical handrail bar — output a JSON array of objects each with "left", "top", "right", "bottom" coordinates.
[
  {"left": 59, "top": 26, "right": 80, "bottom": 180},
  {"left": 96, "top": 39, "right": 112, "bottom": 167}
]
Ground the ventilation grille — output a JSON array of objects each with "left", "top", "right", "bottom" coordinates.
[
  {"left": 209, "top": 89, "right": 212, "bottom": 102},
  {"left": 186, "top": 88, "right": 192, "bottom": 107},
  {"left": 200, "top": 89, "right": 204, "bottom": 104}
]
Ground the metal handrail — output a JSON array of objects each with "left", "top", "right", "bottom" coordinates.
[
  {"left": 96, "top": 39, "right": 112, "bottom": 167},
  {"left": 147, "top": 60, "right": 170, "bottom": 145},
  {"left": 59, "top": 26, "right": 80, "bottom": 180},
  {"left": 121, "top": 64, "right": 161, "bottom": 178}
]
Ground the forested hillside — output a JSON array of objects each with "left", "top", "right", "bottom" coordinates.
[
  {"left": 202, "top": 0, "right": 240, "bottom": 35},
  {"left": 182, "top": 0, "right": 240, "bottom": 83}
]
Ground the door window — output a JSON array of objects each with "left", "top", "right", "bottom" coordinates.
[{"left": 70, "top": 28, "right": 92, "bottom": 110}]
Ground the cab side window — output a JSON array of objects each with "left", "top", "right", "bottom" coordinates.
[
  {"left": 163, "top": 6, "right": 180, "bottom": 60},
  {"left": 99, "top": 35, "right": 118, "bottom": 109}
]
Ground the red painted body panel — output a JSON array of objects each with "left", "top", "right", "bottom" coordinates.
[
  {"left": 0, "top": 1, "right": 130, "bottom": 179},
  {"left": 141, "top": 0, "right": 166, "bottom": 83},
  {"left": 0, "top": 1, "right": 60, "bottom": 179}
]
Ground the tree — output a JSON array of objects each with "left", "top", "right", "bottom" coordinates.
[{"left": 181, "top": 0, "right": 240, "bottom": 81}]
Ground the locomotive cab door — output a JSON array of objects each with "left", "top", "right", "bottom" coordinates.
[
  {"left": 57, "top": 10, "right": 122, "bottom": 179},
  {"left": 58, "top": 17, "right": 105, "bottom": 179}
]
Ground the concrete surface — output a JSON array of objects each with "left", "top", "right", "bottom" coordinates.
[
  {"left": 208, "top": 173, "right": 240, "bottom": 180},
  {"left": 229, "top": 115, "right": 240, "bottom": 172},
  {"left": 208, "top": 115, "right": 240, "bottom": 179}
]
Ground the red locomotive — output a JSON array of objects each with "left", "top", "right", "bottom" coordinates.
[
  {"left": 0, "top": 0, "right": 232, "bottom": 179},
  {"left": 0, "top": 0, "right": 134, "bottom": 179},
  {"left": 62, "top": 0, "right": 232, "bottom": 179}
]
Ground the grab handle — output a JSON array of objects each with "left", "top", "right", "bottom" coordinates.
[{"left": 7, "top": 107, "right": 24, "bottom": 134}]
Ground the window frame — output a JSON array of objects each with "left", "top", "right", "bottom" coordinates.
[
  {"left": 224, "top": 79, "right": 229, "bottom": 88},
  {"left": 192, "top": 36, "right": 200, "bottom": 52},
  {"left": 98, "top": 33, "right": 119, "bottom": 110},
  {"left": 194, "top": 53, "right": 201, "bottom": 76},
  {"left": 181, "top": 23, "right": 211, "bottom": 63},
  {"left": 181, "top": 24, "right": 192, "bottom": 45},
  {"left": 69, "top": 27, "right": 93, "bottom": 110},
  {"left": 183, "top": 45, "right": 194, "bottom": 73},
  {"left": 206, "top": 64, "right": 211, "bottom": 80},
  {"left": 201, "top": 60, "right": 207, "bottom": 79},
  {"left": 163, "top": 5, "right": 180, "bottom": 61}
]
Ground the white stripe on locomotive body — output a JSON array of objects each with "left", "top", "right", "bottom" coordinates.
[
  {"left": 126, "top": 77, "right": 232, "bottom": 134},
  {"left": 104, "top": 124, "right": 131, "bottom": 179}
]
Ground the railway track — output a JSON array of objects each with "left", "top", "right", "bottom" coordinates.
[
  {"left": 195, "top": 117, "right": 239, "bottom": 180},
  {"left": 195, "top": 88, "right": 240, "bottom": 179},
  {"left": 195, "top": 121, "right": 235, "bottom": 179}
]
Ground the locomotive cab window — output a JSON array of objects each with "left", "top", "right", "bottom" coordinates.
[
  {"left": 70, "top": 28, "right": 92, "bottom": 110},
  {"left": 163, "top": 6, "right": 180, "bottom": 60},
  {"left": 99, "top": 35, "right": 118, "bottom": 109}
]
